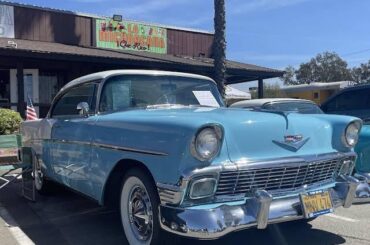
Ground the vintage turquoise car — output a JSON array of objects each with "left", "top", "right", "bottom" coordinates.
[{"left": 21, "top": 70, "right": 361, "bottom": 245}]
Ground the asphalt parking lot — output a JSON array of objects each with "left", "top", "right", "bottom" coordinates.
[{"left": 0, "top": 180, "right": 369, "bottom": 245}]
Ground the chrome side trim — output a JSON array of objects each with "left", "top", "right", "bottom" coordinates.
[
  {"left": 49, "top": 139, "right": 168, "bottom": 156},
  {"left": 93, "top": 142, "right": 168, "bottom": 156},
  {"left": 49, "top": 139, "right": 90, "bottom": 146}
]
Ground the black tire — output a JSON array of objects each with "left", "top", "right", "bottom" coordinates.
[{"left": 120, "top": 168, "right": 179, "bottom": 245}]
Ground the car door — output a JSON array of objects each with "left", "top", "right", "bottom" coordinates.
[{"left": 49, "top": 82, "right": 98, "bottom": 198}]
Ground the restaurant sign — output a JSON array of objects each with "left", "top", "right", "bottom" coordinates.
[
  {"left": 0, "top": 5, "right": 14, "bottom": 38},
  {"left": 96, "top": 18, "right": 167, "bottom": 54}
]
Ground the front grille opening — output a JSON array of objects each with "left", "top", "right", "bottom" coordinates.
[{"left": 215, "top": 158, "right": 350, "bottom": 197}]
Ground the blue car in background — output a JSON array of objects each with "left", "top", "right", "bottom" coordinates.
[
  {"left": 321, "top": 84, "right": 370, "bottom": 200},
  {"left": 21, "top": 70, "right": 361, "bottom": 245}
]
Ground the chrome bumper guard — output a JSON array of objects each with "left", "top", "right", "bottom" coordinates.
[
  {"left": 159, "top": 176, "right": 359, "bottom": 240},
  {"left": 354, "top": 172, "right": 370, "bottom": 204}
]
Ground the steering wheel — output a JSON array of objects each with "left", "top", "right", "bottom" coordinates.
[{"left": 154, "top": 94, "right": 171, "bottom": 104}]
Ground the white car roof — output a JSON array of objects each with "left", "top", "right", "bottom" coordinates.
[
  {"left": 230, "top": 98, "right": 314, "bottom": 108},
  {"left": 61, "top": 70, "right": 215, "bottom": 92}
]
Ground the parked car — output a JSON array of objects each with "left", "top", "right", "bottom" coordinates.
[
  {"left": 230, "top": 98, "right": 323, "bottom": 114},
  {"left": 321, "top": 85, "right": 370, "bottom": 179},
  {"left": 22, "top": 70, "right": 361, "bottom": 245},
  {"left": 321, "top": 84, "right": 370, "bottom": 120}
]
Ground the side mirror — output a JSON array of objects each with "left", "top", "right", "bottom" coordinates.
[{"left": 76, "top": 102, "right": 90, "bottom": 117}]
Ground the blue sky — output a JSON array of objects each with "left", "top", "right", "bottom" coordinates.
[{"left": 6, "top": 0, "right": 370, "bottom": 88}]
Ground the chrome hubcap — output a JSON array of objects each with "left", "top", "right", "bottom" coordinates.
[
  {"left": 128, "top": 186, "right": 153, "bottom": 241},
  {"left": 34, "top": 159, "right": 43, "bottom": 190}
]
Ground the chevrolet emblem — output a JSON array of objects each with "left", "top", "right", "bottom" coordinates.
[{"left": 273, "top": 135, "right": 309, "bottom": 151}]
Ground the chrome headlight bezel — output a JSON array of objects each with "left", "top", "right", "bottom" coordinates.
[
  {"left": 343, "top": 121, "right": 362, "bottom": 148},
  {"left": 190, "top": 125, "right": 223, "bottom": 162},
  {"left": 188, "top": 177, "right": 218, "bottom": 200}
]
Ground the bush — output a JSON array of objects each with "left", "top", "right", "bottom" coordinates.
[{"left": 0, "top": 109, "right": 22, "bottom": 135}]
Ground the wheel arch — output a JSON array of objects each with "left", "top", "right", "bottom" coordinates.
[{"left": 101, "top": 158, "right": 156, "bottom": 207}]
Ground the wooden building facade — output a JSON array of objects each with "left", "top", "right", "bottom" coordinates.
[{"left": 0, "top": 1, "right": 282, "bottom": 118}]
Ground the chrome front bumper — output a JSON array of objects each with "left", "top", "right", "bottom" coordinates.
[{"left": 159, "top": 176, "right": 359, "bottom": 240}]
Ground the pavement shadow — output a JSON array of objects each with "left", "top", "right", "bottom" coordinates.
[{"left": 0, "top": 182, "right": 346, "bottom": 245}]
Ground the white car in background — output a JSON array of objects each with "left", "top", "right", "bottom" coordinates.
[{"left": 230, "top": 98, "right": 323, "bottom": 114}]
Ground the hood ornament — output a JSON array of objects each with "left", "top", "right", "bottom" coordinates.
[{"left": 273, "top": 135, "right": 309, "bottom": 152}]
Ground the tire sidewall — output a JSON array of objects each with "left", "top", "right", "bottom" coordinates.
[{"left": 120, "top": 169, "right": 160, "bottom": 245}]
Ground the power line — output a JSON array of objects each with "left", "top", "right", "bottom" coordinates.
[{"left": 342, "top": 48, "right": 370, "bottom": 57}]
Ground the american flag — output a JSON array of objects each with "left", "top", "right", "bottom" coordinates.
[{"left": 26, "top": 97, "right": 38, "bottom": 121}]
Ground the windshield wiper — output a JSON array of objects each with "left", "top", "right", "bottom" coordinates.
[
  {"left": 146, "top": 104, "right": 187, "bottom": 109},
  {"left": 188, "top": 104, "right": 218, "bottom": 108},
  {"left": 146, "top": 104, "right": 220, "bottom": 109}
]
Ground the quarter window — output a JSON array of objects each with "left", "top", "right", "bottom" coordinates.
[{"left": 51, "top": 83, "right": 97, "bottom": 117}]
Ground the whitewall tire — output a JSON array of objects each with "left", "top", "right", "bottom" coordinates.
[{"left": 120, "top": 169, "right": 160, "bottom": 245}]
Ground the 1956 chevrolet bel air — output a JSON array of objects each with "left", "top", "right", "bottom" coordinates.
[{"left": 21, "top": 70, "right": 362, "bottom": 244}]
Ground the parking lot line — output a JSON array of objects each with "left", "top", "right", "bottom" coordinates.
[
  {"left": 325, "top": 213, "right": 359, "bottom": 223},
  {"left": 0, "top": 206, "right": 35, "bottom": 245}
]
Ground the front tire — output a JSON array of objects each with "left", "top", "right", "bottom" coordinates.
[{"left": 120, "top": 169, "right": 161, "bottom": 245}]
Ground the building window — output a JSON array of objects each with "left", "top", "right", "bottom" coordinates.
[
  {"left": 313, "top": 92, "right": 319, "bottom": 99},
  {"left": 39, "top": 71, "right": 63, "bottom": 117},
  {"left": 0, "top": 70, "right": 10, "bottom": 108},
  {"left": 39, "top": 72, "right": 60, "bottom": 104}
]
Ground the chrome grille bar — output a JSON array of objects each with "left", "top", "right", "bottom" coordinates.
[{"left": 215, "top": 158, "right": 346, "bottom": 197}]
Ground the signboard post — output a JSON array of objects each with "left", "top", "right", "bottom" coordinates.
[
  {"left": 0, "top": 5, "right": 14, "bottom": 38},
  {"left": 96, "top": 18, "right": 167, "bottom": 54}
]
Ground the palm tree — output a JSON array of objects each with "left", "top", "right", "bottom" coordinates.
[{"left": 213, "top": 0, "right": 226, "bottom": 97}]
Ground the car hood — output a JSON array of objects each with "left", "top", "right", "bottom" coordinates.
[{"left": 98, "top": 107, "right": 358, "bottom": 163}]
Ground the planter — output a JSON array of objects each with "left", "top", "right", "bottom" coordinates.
[{"left": 0, "top": 134, "right": 22, "bottom": 164}]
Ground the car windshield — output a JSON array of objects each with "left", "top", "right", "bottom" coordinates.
[
  {"left": 263, "top": 101, "right": 323, "bottom": 114},
  {"left": 99, "top": 75, "right": 224, "bottom": 112}
]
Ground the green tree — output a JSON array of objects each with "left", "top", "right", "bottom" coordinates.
[
  {"left": 213, "top": 0, "right": 227, "bottom": 97},
  {"left": 293, "top": 52, "right": 351, "bottom": 84},
  {"left": 280, "top": 66, "right": 298, "bottom": 85},
  {"left": 251, "top": 83, "right": 286, "bottom": 99},
  {"left": 351, "top": 61, "right": 370, "bottom": 84}
]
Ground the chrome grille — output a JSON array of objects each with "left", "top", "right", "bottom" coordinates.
[{"left": 216, "top": 158, "right": 345, "bottom": 197}]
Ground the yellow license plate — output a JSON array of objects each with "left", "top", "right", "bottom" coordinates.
[{"left": 300, "top": 190, "right": 333, "bottom": 218}]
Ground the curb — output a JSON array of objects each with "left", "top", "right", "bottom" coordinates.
[{"left": 0, "top": 205, "right": 34, "bottom": 245}]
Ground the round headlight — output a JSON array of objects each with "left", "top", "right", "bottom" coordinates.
[
  {"left": 344, "top": 121, "right": 362, "bottom": 147},
  {"left": 192, "top": 126, "right": 222, "bottom": 161}
]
